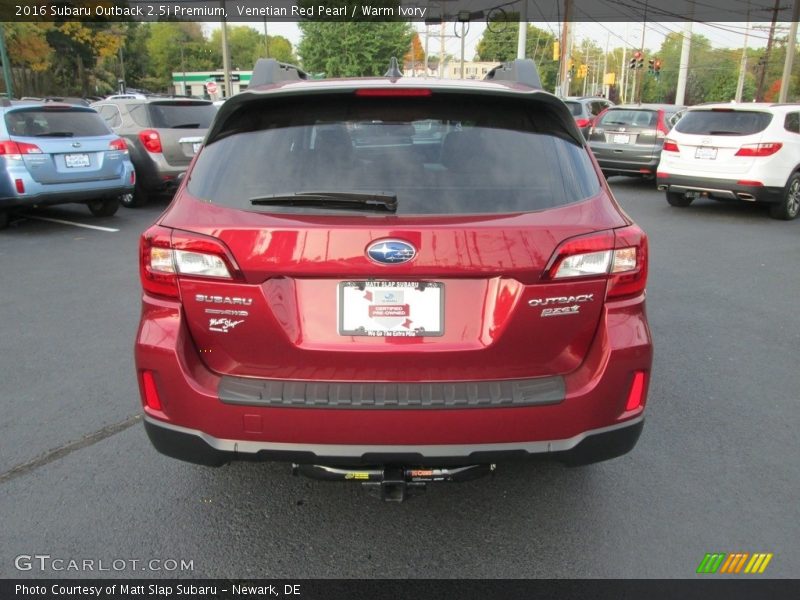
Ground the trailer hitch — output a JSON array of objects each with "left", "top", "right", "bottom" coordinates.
[{"left": 292, "top": 463, "right": 496, "bottom": 502}]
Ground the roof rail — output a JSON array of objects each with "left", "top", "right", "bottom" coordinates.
[
  {"left": 484, "top": 59, "right": 542, "bottom": 89},
  {"left": 250, "top": 59, "right": 308, "bottom": 88}
]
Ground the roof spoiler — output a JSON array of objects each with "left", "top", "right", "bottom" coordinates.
[
  {"left": 249, "top": 59, "right": 308, "bottom": 88},
  {"left": 484, "top": 59, "right": 542, "bottom": 89}
]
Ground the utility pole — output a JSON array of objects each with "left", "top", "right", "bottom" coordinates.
[
  {"left": 675, "top": 18, "right": 693, "bottom": 105},
  {"left": 635, "top": 0, "right": 648, "bottom": 104},
  {"left": 735, "top": 3, "right": 751, "bottom": 102},
  {"left": 756, "top": 0, "right": 781, "bottom": 101},
  {"left": 778, "top": 0, "right": 799, "bottom": 102},
  {"left": 263, "top": 19, "right": 270, "bottom": 58},
  {"left": 439, "top": 18, "right": 446, "bottom": 78},
  {"left": 220, "top": 1, "right": 232, "bottom": 98},
  {"left": 582, "top": 41, "right": 590, "bottom": 96},
  {"left": 620, "top": 45, "right": 627, "bottom": 103},
  {"left": 558, "top": 0, "right": 572, "bottom": 97},
  {"left": 424, "top": 23, "right": 430, "bottom": 78},
  {"left": 460, "top": 21, "right": 466, "bottom": 78},
  {"left": 602, "top": 33, "right": 609, "bottom": 98},
  {"left": 0, "top": 23, "right": 13, "bottom": 99},
  {"left": 517, "top": 0, "right": 528, "bottom": 60}
]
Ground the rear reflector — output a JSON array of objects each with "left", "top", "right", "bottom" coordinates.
[
  {"left": 355, "top": 88, "right": 432, "bottom": 97},
  {"left": 15, "top": 178, "right": 24, "bottom": 194},
  {"left": 736, "top": 180, "right": 763, "bottom": 187},
  {"left": 656, "top": 172, "right": 669, "bottom": 178},
  {"left": 639, "top": 168, "right": 652, "bottom": 174},
  {"left": 130, "top": 170, "right": 136, "bottom": 185},
  {"left": 735, "top": 142, "right": 782, "bottom": 157},
  {"left": 625, "top": 371, "right": 647, "bottom": 411},
  {"left": 141, "top": 371, "right": 163, "bottom": 411}
]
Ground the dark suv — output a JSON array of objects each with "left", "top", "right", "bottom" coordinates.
[
  {"left": 92, "top": 97, "right": 216, "bottom": 207},
  {"left": 136, "top": 59, "right": 652, "bottom": 500},
  {"left": 588, "top": 104, "right": 685, "bottom": 178},
  {"left": 564, "top": 96, "right": 614, "bottom": 138}
]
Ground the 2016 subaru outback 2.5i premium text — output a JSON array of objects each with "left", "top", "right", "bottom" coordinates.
[{"left": 135, "top": 59, "right": 652, "bottom": 500}]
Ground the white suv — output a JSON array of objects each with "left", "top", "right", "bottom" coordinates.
[{"left": 657, "top": 103, "right": 800, "bottom": 220}]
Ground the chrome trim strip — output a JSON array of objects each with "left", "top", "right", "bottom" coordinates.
[
  {"left": 143, "top": 415, "right": 644, "bottom": 457},
  {"left": 668, "top": 185, "right": 737, "bottom": 199}
]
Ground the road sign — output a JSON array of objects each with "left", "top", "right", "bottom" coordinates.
[{"left": 206, "top": 81, "right": 218, "bottom": 94}]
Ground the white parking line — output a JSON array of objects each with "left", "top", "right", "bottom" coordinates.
[{"left": 23, "top": 215, "right": 119, "bottom": 232}]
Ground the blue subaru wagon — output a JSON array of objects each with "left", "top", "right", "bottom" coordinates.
[{"left": 0, "top": 100, "right": 135, "bottom": 229}]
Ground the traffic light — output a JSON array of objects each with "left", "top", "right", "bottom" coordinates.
[
  {"left": 579, "top": 64, "right": 588, "bottom": 78},
  {"left": 637, "top": 52, "right": 644, "bottom": 69},
  {"left": 629, "top": 52, "right": 637, "bottom": 69},
  {"left": 648, "top": 59, "right": 655, "bottom": 74},
  {"left": 568, "top": 59, "right": 575, "bottom": 77},
  {"left": 654, "top": 58, "right": 662, "bottom": 79}
]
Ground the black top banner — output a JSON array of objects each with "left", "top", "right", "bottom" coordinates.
[{"left": 2, "top": 0, "right": 795, "bottom": 22}]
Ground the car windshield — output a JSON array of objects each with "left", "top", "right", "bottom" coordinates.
[
  {"left": 146, "top": 101, "right": 216, "bottom": 129},
  {"left": 5, "top": 108, "right": 110, "bottom": 137},
  {"left": 674, "top": 110, "right": 772, "bottom": 135},
  {"left": 188, "top": 95, "right": 600, "bottom": 216},
  {"left": 598, "top": 109, "right": 656, "bottom": 127}
]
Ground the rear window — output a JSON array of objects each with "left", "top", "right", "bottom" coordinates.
[
  {"left": 188, "top": 95, "right": 600, "bottom": 216},
  {"left": 5, "top": 108, "right": 110, "bottom": 137},
  {"left": 674, "top": 110, "right": 772, "bottom": 136},
  {"left": 598, "top": 109, "right": 656, "bottom": 128},
  {"left": 146, "top": 102, "right": 215, "bottom": 129},
  {"left": 565, "top": 101, "right": 583, "bottom": 116}
]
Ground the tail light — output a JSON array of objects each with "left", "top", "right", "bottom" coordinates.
[
  {"left": 130, "top": 170, "right": 136, "bottom": 185},
  {"left": 543, "top": 225, "right": 648, "bottom": 301},
  {"left": 139, "top": 224, "right": 243, "bottom": 299},
  {"left": 138, "top": 129, "right": 162, "bottom": 153},
  {"left": 109, "top": 138, "right": 128, "bottom": 153},
  {"left": 735, "top": 143, "right": 782, "bottom": 157},
  {"left": 0, "top": 140, "right": 43, "bottom": 159},
  {"left": 575, "top": 118, "right": 591, "bottom": 128},
  {"left": 655, "top": 109, "right": 670, "bottom": 139},
  {"left": 662, "top": 139, "right": 679, "bottom": 152}
]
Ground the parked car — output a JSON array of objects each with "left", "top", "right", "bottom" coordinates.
[
  {"left": 587, "top": 104, "right": 685, "bottom": 179},
  {"left": 0, "top": 100, "right": 135, "bottom": 229},
  {"left": 91, "top": 96, "right": 216, "bottom": 207},
  {"left": 657, "top": 103, "right": 800, "bottom": 220},
  {"left": 135, "top": 59, "right": 652, "bottom": 501},
  {"left": 564, "top": 96, "right": 614, "bottom": 138}
]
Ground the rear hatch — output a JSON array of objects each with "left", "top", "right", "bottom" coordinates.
[
  {"left": 5, "top": 106, "right": 124, "bottom": 184},
  {"left": 664, "top": 108, "right": 773, "bottom": 176},
  {"left": 145, "top": 100, "right": 215, "bottom": 166},
  {"left": 589, "top": 108, "right": 662, "bottom": 164},
  {"left": 160, "top": 89, "right": 630, "bottom": 382}
]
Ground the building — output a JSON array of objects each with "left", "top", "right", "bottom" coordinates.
[{"left": 171, "top": 71, "right": 252, "bottom": 98}]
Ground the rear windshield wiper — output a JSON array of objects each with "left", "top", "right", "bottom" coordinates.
[
  {"left": 34, "top": 131, "right": 74, "bottom": 137},
  {"left": 704, "top": 130, "right": 744, "bottom": 135},
  {"left": 250, "top": 191, "right": 398, "bottom": 213}
]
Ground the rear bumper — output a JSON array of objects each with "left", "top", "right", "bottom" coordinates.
[
  {"left": 657, "top": 174, "right": 784, "bottom": 204},
  {"left": 135, "top": 290, "right": 653, "bottom": 467},
  {"left": 144, "top": 413, "right": 644, "bottom": 467},
  {"left": 589, "top": 145, "right": 659, "bottom": 175}
]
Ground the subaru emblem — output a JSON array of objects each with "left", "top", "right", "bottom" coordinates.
[{"left": 366, "top": 239, "right": 416, "bottom": 265}]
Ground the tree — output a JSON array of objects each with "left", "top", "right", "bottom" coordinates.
[
  {"left": 404, "top": 32, "right": 425, "bottom": 68},
  {"left": 475, "top": 19, "right": 558, "bottom": 90},
  {"left": 146, "top": 22, "right": 216, "bottom": 91},
  {"left": 210, "top": 26, "right": 297, "bottom": 69},
  {"left": 298, "top": 22, "right": 414, "bottom": 77}
]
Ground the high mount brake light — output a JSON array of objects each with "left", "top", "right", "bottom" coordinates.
[
  {"left": 139, "top": 225, "right": 243, "bottom": 299},
  {"left": 735, "top": 142, "right": 782, "bottom": 157},
  {"left": 355, "top": 88, "right": 432, "bottom": 97},
  {"left": 543, "top": 225, "right": 648, "bottom": 300}
]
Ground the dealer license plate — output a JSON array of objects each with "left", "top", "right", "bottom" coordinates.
[
  {"left": 695, "top": 146, "right": 718, "bottom": 159},
  {"left": 65, "top": 153, "right": 90, "bottom": 168},
  {"left": 338, "top": 281, "right": 444, "bottom": 337}
]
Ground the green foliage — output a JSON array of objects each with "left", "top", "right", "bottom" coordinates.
[
  {"left": 298, "top": 22, "right": 414, "bottom": 77},
  {"left": 475, "top": 19, "right": 559, "bottom": 91},
  {"left": 146, "top": 22, "right": 216, "bottom": 92}
]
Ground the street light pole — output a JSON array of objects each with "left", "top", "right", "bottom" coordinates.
[
  {"left": 778, "top": 0, "right": 799, "bottom": 102},
  {"left": 0, "top": 23, "right": 14, "bottom": 99}
]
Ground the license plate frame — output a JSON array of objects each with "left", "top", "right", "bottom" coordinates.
[
  {"left": 612, "top": 134, "right": 631, "bottom": 144},
  {"left": 695, "top": 146, "right": 718, "bottom": 160},
  {"left": 65, "top": 153, "right": 90, "bottom": 168},
  {"left": 338, "top": 281, "right": 444, "bottom": 337}
]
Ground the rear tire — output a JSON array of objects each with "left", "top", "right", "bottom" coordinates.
[
  {"left": 769, "top": 173, "right": 800, "bottom": 220},
  {"left": 120, "top": 181, "right": 148, "bottom": 208},
  {"left": 0, "top": 211, "right": 8, "bottom": 230},
  {"left": 87, "top": 197, "right": 119, "bottom": 218},
  {"left": 666, "top": 191, "right": 693, "bottom": 207}
]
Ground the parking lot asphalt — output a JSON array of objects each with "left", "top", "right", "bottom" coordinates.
[{"left": 1, "top": 182, "right": 798, "bottom": 578}]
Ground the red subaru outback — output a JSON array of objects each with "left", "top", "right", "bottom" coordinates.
[{"left": 136, "top": 59, "right": 652, "bottom": 499}]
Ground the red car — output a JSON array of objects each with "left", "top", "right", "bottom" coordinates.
[{"left": 136, "top": 59, "right": 652, "bottom": 500}]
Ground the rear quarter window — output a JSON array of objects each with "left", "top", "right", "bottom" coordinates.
[
  {"left": 565, "top": 102, "right": 583, "bottom": 116},
  {"left": 5, "top": 108, "right": 110, "bottom": 137},
  {"left": 674, "top": 110, "right": 773, "bottom": 135},
  {"left": 189, "top": 94, "right": 600, "bottom": 217}
]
